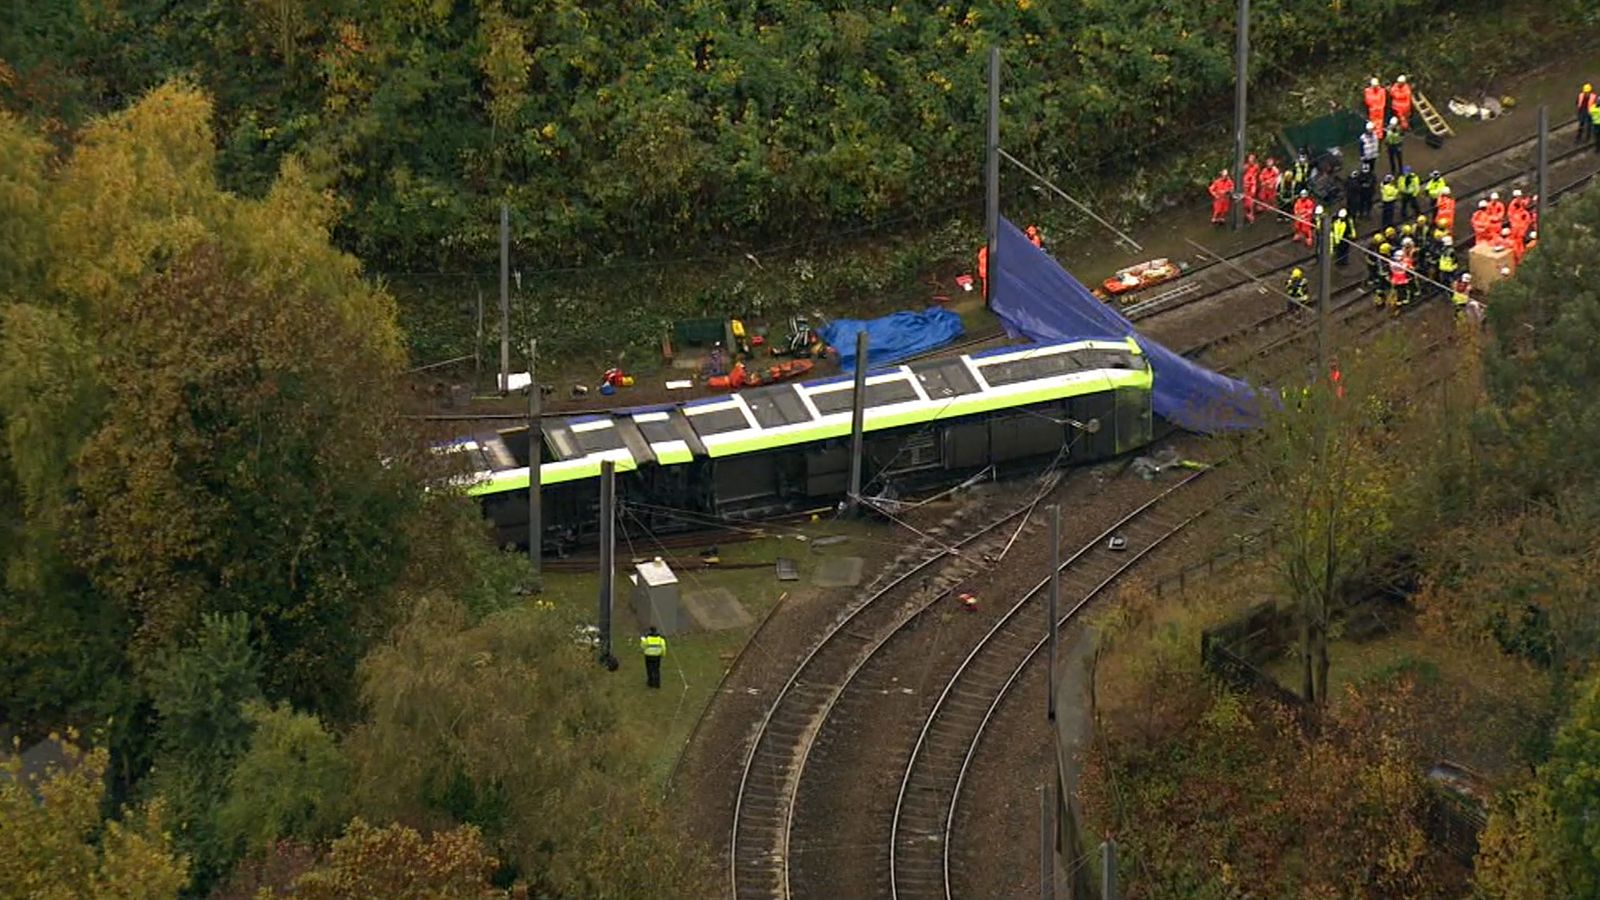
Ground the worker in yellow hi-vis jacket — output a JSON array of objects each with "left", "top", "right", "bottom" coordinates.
[{"left": 640, "top": 626, "right": 667, "bottom": 689}]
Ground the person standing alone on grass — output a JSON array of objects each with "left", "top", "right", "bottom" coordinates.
[
  {"left": 1579, "top": 83, "right": 1597, "bottom": 146},
  {"left": 641, "top": 626, "right": 667, "bottom": 689}
]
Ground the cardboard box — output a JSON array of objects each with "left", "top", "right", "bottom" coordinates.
[
  {"left": 631, "top": 558, "right": 681, "bottom": 635},
  {"left": 1470, "top": 243, "right": 1514, "bottom": 290}
]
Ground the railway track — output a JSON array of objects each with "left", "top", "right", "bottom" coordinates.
[
  {"left": 728, "top": 472, "right": 1063, "bottom": 900},
  {"left": 889, "top": 468, "right": 1231, "bottom": 899},
  {"left": 718, "top": 121, "right": 1600, "bottom": 900},
  {"left": 424, "top": 120, "right": 1581, "bottom": 428}
]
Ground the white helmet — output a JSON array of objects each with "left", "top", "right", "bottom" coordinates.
[
  {"left": 1478, "top": 199, "right": 1489, "bottom": 208},
  {"left": 1462, "top": 273, "right": 1472, "bottom": 281},
  {"left": 1529, "top": 230, "right": 1538, "bottom": 239},
  {"left": 1442, "top": 235, "right": 1453, "bottom": 246},
  {"left": 1338, "top": 209, "right": 1348, "bottom": 218},
  {"left": 1366, "top": 121, "right": 1375, "bottom": 132},
  {"left": 1490, "top": 191, "right": 1501, "bottom": 200},
  {"left": 1441, "top": 186, "right": 1451, "bottom": 195},
  {"left": 1314, "top": 205, "right": 1324, "bottom": 214},
  {"left": 1512, "top": 189, "right": 1523, "bottom": 198},
  {"left": 1389, "top": 116, "right": 1399, "bottom": 126},
  {"left": 1370, "top": 77, "right": 1380, "bottom": 87},
  {"left": 1398, "top": 75, "right": 1408, "bottom": 84}
]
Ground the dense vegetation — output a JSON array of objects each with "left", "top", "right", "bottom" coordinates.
[
  {"left": 2, "top": 0, "right": 1576, "bottom": 275},
  {"left": 1084, "top": 187, "right": 1600, "bottom": 895},
  {"left": 0, "top": 85, "right": 707, "bottom": 896}
]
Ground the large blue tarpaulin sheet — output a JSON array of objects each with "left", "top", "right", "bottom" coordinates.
[
  {"left": 987, "top": 219, "right": 1264, "bottom": 432},
  {"left": 820, "top": 307, "right": 965, "bottom": 371}
]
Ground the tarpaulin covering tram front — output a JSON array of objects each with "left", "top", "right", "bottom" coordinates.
[{"left": 987, "top": 219, "right": 1265, "bottom": 433}]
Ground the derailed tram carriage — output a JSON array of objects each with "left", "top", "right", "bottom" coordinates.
[{"left": 444, "top": 338, "right": 1155, "bottom": 550}]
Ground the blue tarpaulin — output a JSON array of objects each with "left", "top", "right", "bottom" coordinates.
[
  {"left": 987, "top": 219, "right": 1265, "bottom": 432},
  {"left": 820, "top": 307, "right": 965, "bottom": 371}
]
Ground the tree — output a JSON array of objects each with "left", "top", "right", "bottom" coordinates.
[
  {"left": 293, "top": 819, "right": 508, "bottom": 899},
  {"left": 1477, "top": 672, "right": 1600, "bottom": 897},
  {"left": 345, "top": 594, "right": 711, "bottom": 898},
  {"left": 1237, "top": 340, "right": 1416, "bottom": 705},
  {"left": 0, "top": 81, "right": 419, "bottom": 735},
  {"left": 0, "top": 737, "right": 188, "bottom": 898},
  {"left": 146, "top": 612, "right": 262, "bottom": 891},
  {"left": 217, "top": 701, "right": 351, "bottom": 855}
]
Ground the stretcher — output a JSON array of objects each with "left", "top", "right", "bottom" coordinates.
[
  {"left": 1101, "top": 258, "right": 1182, "bottom": 296},
  {"left": 707, "top": 358, "right": 815, "bottom": 390}
]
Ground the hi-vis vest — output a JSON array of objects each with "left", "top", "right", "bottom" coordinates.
[
  {"left": 641, "top": 634, "right": 667, "bottom": 657},
  {"left": 1438, "top": 249, "right": 1458, "bottom": 273},
  {"left": 1381, "top": 182, "right": 1400, "bottom": 203}
]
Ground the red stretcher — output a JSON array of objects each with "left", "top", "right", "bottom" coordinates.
[{"left": 1101, "top": 258, "right": 1181, "bottom": 296}]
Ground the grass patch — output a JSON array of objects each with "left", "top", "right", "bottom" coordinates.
[{"left": 530, "top": 516, "right": 885, "bottom": 786}]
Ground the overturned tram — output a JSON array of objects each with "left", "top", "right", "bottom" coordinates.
[{"left": 443, "top": 338, "right": 1155, "bottom": 550}]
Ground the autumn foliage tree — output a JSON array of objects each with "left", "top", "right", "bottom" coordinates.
[
  {"left": 345, "top": 595, "right": 712, "bottom": 898},
  {"left": 0, "top": 738, "right": 188, "bottom": 898},
  {"left": 0, "top": 81, "right": 417, "bottom": 745}
]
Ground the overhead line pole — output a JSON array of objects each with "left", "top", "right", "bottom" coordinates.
[
  {"left": 847, "top": 331, "right": 870, "bottom": 517},
  {"left": 528, "top": 338, "right": 542, "bottom": 593},
  {"left": 1231, "top": 0, "right": 1250, "bottom": 231},
  {"left": 1318, "top": 210, "right": 1332, "bottom": 376},
  {"left": 499, "top": 201, "right": 511, "bottom": 394},
  {"left": 1047, "top": 504, "right": 1060, "bottom": 723},
  {"left": 598, "top": 460, "right": 616, "bottom": 669},
  {"left": 1537, "top": 104, "right": 1550, "bottom": 215},
  {"left": 986, "top": 46, "right": 1001, "bottom": 305}
]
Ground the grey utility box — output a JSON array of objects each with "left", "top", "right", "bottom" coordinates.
[{"left": 631, "top": 558, "right": 681, "bottom": 635}]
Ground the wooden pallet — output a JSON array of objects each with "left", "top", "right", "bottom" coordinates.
[{"left": 1415, "top": 91, "right": 1455, "bottom": 138}]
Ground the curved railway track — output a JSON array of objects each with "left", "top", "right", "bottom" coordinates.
[
  {"left": 720, "top": 120, "right": 1600, "bottom": 900},
  {"left": 889, "top": 468, "right": 1230, "bottom": 899},
  {"left": 728, "top": 472, "right": 1063, "bottom": 900}
]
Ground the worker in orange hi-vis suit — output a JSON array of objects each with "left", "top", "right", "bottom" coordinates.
[
  {"left": 976, "top": 244, "right": 988, "bottom": 299},
  {"left": 1292, "top": 191, "right": 1316, "bottom": 247},
  {"left": 1209, "top": 169, "right": 1234, "bottom": 225},
  {"left": 1470, "top": 200, "right": 1493, "bottom": 244},
  {"left": 1435, "top": 187, "right": 1456, "bottom": 232},
  {"left": 1486, "top": 191, "right": 1506, "bottom": 228},
  {"left": 1242, "top": 154, "right": 1260, "bottom": 223},
  {"left": 1257, "top": 158, "right": 1281, "bottom": 213},
  {"left": 1364, "top": 77, "right": 1389, "bottom": 136},
  {"left": 1025, "top": 224, "right": 1043, "bottom": 248},
  {"left": 1389, "top": 75, "right": 1414, "bottom": 131}
]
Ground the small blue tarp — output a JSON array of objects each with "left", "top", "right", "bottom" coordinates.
[
  {"left": 987, "top": 219, "right": 1265, "bottom": 432},
  {"left": 820, "top": 307, "right": 965, "bottom": 372}
]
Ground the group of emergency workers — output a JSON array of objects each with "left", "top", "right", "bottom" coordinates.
[{"left": 1270, "top": 74, "right": 1553, "bottom": 325}]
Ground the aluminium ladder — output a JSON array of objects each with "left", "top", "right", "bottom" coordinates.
[{"left": 1415, "top": 91, "right": 1455, "bottom": 138}]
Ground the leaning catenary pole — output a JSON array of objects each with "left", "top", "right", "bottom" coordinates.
[
  {"left": 598, "top": 460, "right": 615, "bottom": 667},
  {"left": 1231, "top": 0, "right": 1250, "bottom": 231},
  {"left": 985, "top": 46, "right": 1001, "bottom": 303},
  {"left": 499, "top": 201, "right": 511, "bottom": 394},
  {"left": 1537, "top": 104, "right": 1550, "bottom": 215},
  {"left": 846, "top": 331, "right": 870, "bottom": 516},
  {"left": 1047, "top": 503, "right": 1060, "bottom": 722},
  {"left": 527, "top": 338, "right": 542, "bottom": 592}
]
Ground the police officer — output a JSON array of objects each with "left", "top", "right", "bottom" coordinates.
[
  {"left": 1348, "top": 163, "right": 1376, "bottom": 219},
  {"left": 640, "top": 626, "right": 667, "bottom": 689}
]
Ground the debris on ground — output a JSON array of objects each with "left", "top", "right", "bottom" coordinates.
[
  {"left": 1107, "top": 536, "right": 1128, "bottom": 551},
  {"left": 958, "top": 592, "right": 978, "bottom": 611},
  {"left": 1130, "top": 448, "right": 1182, "bottom": 480},
  {"left": 776, "top": 558, "right": 799, "bottom": 581}
]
